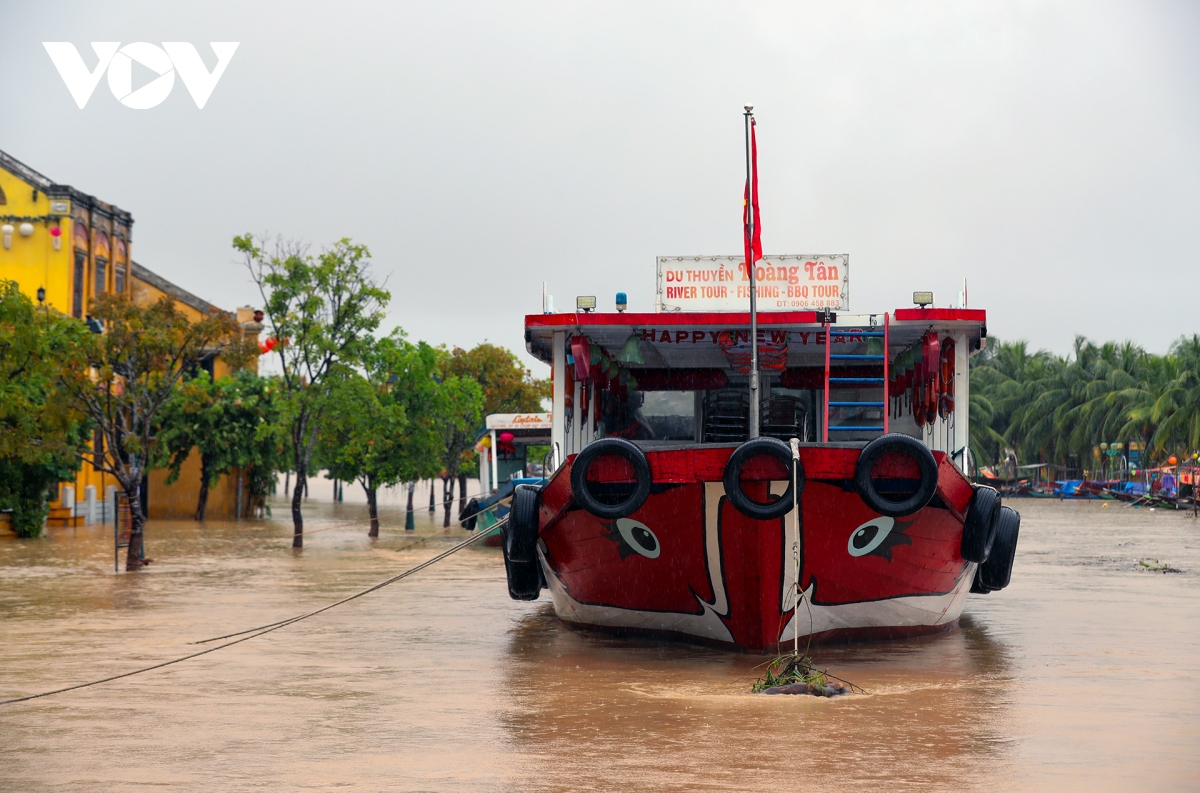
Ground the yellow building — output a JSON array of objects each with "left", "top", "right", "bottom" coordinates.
[{"left": 0, "top": 147, "right": 259, "bottom": 524}]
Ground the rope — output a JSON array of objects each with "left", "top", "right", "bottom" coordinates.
[
  {"left": 0, "top": 518, "right": 507, "bottom": 707},
  {"left": 191, "top": 498, "right": 512, "bottom": 644}
]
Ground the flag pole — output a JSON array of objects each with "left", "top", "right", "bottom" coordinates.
[{"left": 745, "top": 105, "right": 760, "bottom": 439}]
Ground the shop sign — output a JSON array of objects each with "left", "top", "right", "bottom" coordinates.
[{"left": 656, "top": 254, "right": 849, "bottom": 312}]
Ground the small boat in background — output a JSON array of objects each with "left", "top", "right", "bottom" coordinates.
[{"left": 462, "top": 413, "right": 550, "bottom": 546}]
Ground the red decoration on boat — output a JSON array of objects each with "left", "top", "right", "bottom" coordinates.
[{"left": 717, "top": 330, "right": 787, "bottom": 374}]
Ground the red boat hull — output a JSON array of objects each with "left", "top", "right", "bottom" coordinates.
[{"left": 535, "top": 445, "right": 977, "bottom": 653}]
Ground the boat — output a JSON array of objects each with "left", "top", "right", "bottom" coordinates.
[
  {"left": 494, "top": 256, "right": 1021, "bottom": 653},
  {"left": 462, "top": 413, "right": 551, "bottom": 546}
]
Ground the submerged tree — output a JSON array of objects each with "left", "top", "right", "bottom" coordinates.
[
  {"left": 0, "top": 282, "right": 92, "bottom": 537},
  {"left": 159, "top": 371, "right": 286, "bottom": 521},
  {"left": 60, "top": 294, "right": 247, "bottom": 570},
  {"left": 237, "top": 235, "right": 389, "bottom": 547},
  {"left": 433, "top": 374, "right": 484, "bottom": 527}
]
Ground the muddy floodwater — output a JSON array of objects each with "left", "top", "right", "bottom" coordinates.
[{"left": 1, "top": 497, "right": 1198, "bottom": 791}]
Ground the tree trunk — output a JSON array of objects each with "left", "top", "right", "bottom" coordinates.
[
  {"left": 428, "top": 479, "right": 436, "bottom": 513},
  {"left": 195, "top": 455, "right": 211, "bottom": 522},
  {"left": 405, "top": 481, "right": 416, "bottom": 531},
  {"left": 291, "top": 461, "right": 305, "bottom": 547},
  {"left": 365, "top": 477, "right": 379, "bottom": 538},
  {"left": 457, "top": 473, "right": 469, "bottom": 515},
  {"left": 125, "top": 485, "right": 146, "bottom": 572},
  {"left": 284, "top": 470, "right": 290, "bottom": 496},
  {"left": 442, "top": 475, "right": 454, "bottom": 528}
]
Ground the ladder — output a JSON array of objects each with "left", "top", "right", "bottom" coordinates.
[{"left": 822, "top": 312, "right": 890, "bottom": 441}]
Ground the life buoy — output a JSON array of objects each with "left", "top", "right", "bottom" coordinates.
[
  {"left": 938, "top": 337, "right": 955, "bottom": 419},
  {"left": 960, "top": 485, "right": 1000, "bottom": 563},
  {"left": 974, "top": 505, "right": 1020, "bottom": 592},
  {"left": 570, "top": 437, "right": 652, "bottom": 519},
  {"left": 723, "top": 437, "right": 803, "bottom": 520},
  {"left": 854, "top": 434, "right": 939, "bottom": 517}
]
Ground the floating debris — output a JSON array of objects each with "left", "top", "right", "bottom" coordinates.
[
  {"left": 1139, "top": 559, "right": 1184, "bottom": 574},
  {"left": 751, "top": 653, "right": 859, "bottom": 697}
]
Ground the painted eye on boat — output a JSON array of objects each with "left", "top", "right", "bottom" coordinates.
[
  {"left": 847, "top": 517, "right": 895, "bottom": 557},
  {"left": 616, "top": 518, "right": 660, "bottom": 559}
]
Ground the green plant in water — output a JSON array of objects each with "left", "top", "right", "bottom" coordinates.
[
  {"left": 751, "top": 652, "right": 864, "bottom": 696},
  {"left": 751, "top": 653, "right": 827, "bottom": 693}
]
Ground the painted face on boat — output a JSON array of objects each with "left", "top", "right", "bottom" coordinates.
[
  {"left": 846, "top": 516, "right": 914, "bottom": 561},
  {"left": 800, "top": 481, "right": 967, "bottom": 604},
  {"left": 539, "top": 483, "right": 717, "bottom": 614}
]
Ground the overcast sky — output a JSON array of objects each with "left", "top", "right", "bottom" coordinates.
[{"left": 2, "top": 1, "right": 1197, "bottom": 370}]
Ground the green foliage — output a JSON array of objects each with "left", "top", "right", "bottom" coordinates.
[
  {"left": 0, "top": 282, "right": 92, "bottom": 537},
  {"left": 441, "top": 343, "right": 548, "bottom": 416},
  {"left": 433, "top": 374, "right": 485, "bottom": 480},
  {"left": 314, "top": 366, "right": 406, "bottom": 489},
  {"left": 366, "top": 333, "right": 447, "bottom": 484},
  {"left": 971, "top": 334, "right": 1200, "bottom": 469},
  {"left": 236, "top": 234, "right": 390, "bottom": 537},
  {"left": 60, "top": 294, "right": 243, "bottom": 566},
  {"left": 158, "top": 371, "right": 286, "bottom": 519}
]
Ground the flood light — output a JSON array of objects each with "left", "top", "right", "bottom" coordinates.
[
  {"left": 576, "top": 295, "right": 597, "bottom": 312},
  {"left": 913, "top": 291, "right": 934, "bottom": 308}
]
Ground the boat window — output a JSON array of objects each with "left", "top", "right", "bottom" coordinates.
[
  {"left": 640, "top": 391, "right": 696, "bottom": 440},
  {"left": 599, "top": 389, "right": 696, "bottom": 441}
]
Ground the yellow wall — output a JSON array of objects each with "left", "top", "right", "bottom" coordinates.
[
  {"left": 146, "top": 455, "right": 254, "bottom": 520},
  {"left": 0, "top": 171, "right": 77, "bottom": 312},
  {"left": 1, "top": 155, "right": 259, "bottom": 525}
]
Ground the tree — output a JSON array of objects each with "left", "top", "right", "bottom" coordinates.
[
  {"left": 441, "top": 343, "right": 545, "bottom": 513},
  {"left": 0, "top": 282, "right": 92, "bottom": 537},
  {"left": 60, "top": 294, "right": 247, "bottom": 569},
  {"left": 314, "top": 368, "right": 405, "bottom": 537},
  {"left": 442, "top": 342, "right": 548, "bottom": 416},
  {"left": 237, "top": 235, "right": 389, "bottom": 547},
  {"left": 158, "top": 371, "right": 286, "bottom": 521},
  {"left": 433, "top": 374, "right": 484, "bottom": 527}
]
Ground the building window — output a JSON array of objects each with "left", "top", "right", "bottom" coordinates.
[
  {"left": 73, "top": 251, "right": 85, "bottom": 318},
  {"left": 115, "top": 265, "right": 125, "bottom": 294},
  {"left": 0, "top": 184, "right": 6, "bottom": 205},
  {"left": 95, "top": 258, "right": 108, "bottom": 295}
]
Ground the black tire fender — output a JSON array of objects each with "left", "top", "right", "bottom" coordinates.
[
  {"left": 723, "top": 437, "right": 802, "bottom": 521},
  {"left": 961, "top": 486, "right": 1000, "bottom": 563},
  {"left": 501, "top": 525, "right": 541, "bottom": 601},
  {"left": 570, "top": 438, "right": 652, "bottom": 520},
  {"left": 978, "top": 505, "right": 1020, "bottom": 591},
  {"left": 854, "top": 434, "right": 939, "bottom": 518},
  {"left": 459, "top": 497, "right": 480, "bottom": 531},
  {"left": 506, "top": 485, "right": 540, "bottom": 564}
]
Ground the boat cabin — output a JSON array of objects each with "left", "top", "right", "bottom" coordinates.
[{"left": 525, "top": 308, "right": 986, "bottom": 470}]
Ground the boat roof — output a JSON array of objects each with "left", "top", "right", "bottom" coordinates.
[{"left": 524, "top": 308, "right": 986, "bottom": 369}]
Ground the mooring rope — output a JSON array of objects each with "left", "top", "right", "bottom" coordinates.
[
  {"left": 0, "top": 518, "right": 507, "bottom": 707},
  {"left": 191, "top": 499, "right": 512, "bottom": 644}
]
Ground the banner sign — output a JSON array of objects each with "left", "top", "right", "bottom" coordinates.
[
  {"left": 656, "top": 255, "right": 849, "bottom": 312},
  {"left": 485, "top": 413, "right": 552, "bottom": 431}
]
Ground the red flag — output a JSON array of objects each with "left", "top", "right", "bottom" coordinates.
[{"left": 743, "top": 119, "right": 762, "bottom": 267}]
